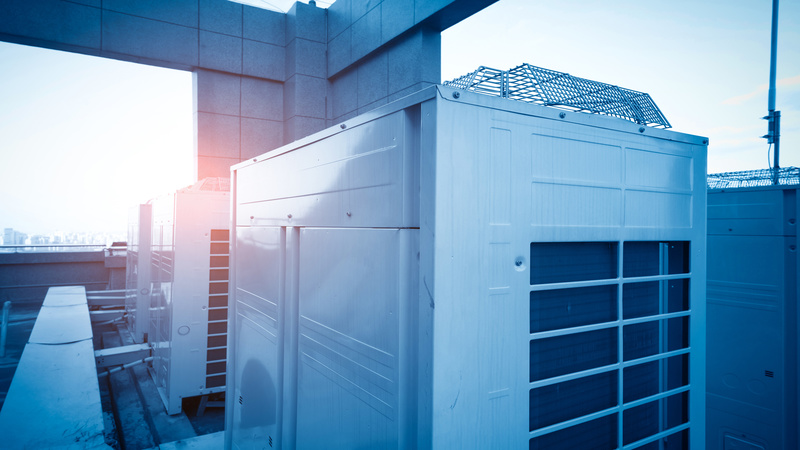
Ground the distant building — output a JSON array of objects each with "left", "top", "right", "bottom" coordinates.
[{"left": 3, "top": 228, "right": 27, "bottom": 246}]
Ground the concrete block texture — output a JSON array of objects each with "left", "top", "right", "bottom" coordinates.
[
  {"left": 327, "top": 28, "right": 352, "bottom": 77},
  {"left": 351, "top": 4, "right": 381, "bottom": 62},
  {"left": 196, "top": 112, "right": 241, "bottom": 160},
  {"left": 328, "top": 28, "right": 440, "bottom": 123},
  {"left": 381, "top": 0, "right": 414, "bottom": 43},
  {"left": 243, "top": 40, "right": 285, "bottom": 81},
  {"left": 200, "top": 0, "right": 243, "bottom": 36},
  {"left": 103, "top": 0, "right": 198, "bottom": 28},
  {"left": 286, "top": 2, "right": 326, "bottom": 44},
  {"left": 103, "top": 10, "right": 198, "bottom": 67},
  {"left": 194, "top": 70, "right": 241, "bottom": 117},
  {"left": 243, "top": 5, "right": 285, "bottom": 46},
  {"left": 284, "top": 75, "right": 327, "bottom": 120},
  {"left": 357, "top": 51, "right": 389, "bottom": 108},
  {"left": 242, "top": 118, "right": 284, "bottom": 159},
  {"left": 0, "top": 0, "right": 101, "bottom": 50},
  {"left": 286, "top": 38, "right": 327, "bottom": 79},
  {"left": 330, "top": 68, "right": 359, "bottom": 120},
  {"left": 200, "top": 31, "right": 243, "bottom": 74},
  {"left": 327, "top": 0, "right": 351, "bottom": 40},
  {"left": 241, "top": 77, "right": 284, "bottom": 121},
  {"left": 387, "top": 28, "right": 441, "bottom": 93},
  {"left": 283, "top": 116, "right": 326, "bottom": 145},
  {"left": 326, "top": 0, "right": 497, "bottom": 77}
]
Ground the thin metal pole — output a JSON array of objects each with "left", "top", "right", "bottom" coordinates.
[
  {"left": 768, "top": 0, "right": 781, "bottom": 184},
  {"left": 768, "top": 0, "right": 779, "bottom": 112},
  {"left": 1, "top": 302, "right": 10, "bottom": 358}
]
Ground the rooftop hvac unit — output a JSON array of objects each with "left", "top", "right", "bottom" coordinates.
[
  {"left": 226, "top": 84, "right": 707, "bottom": 449},
  {"left": 706, "top": 170, "right": 799, "bottom": 450},
  {"left": 126, "top": 203, "right": 152, "bottom": 344},
  {"left": 149, "top": 178, "right": 231, "bottom": 415}
]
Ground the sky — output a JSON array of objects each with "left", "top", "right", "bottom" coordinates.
[{"left": 0, "top": 0, "right": 798, "bottom": 235}]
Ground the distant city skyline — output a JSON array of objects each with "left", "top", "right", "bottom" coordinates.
[{"left": 0, "top": 0, "right": 798, "bottom": 235}]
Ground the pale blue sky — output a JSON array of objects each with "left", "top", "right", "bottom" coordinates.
[{"left": 0, "top": 0, "right": 798, "bottom": 235}]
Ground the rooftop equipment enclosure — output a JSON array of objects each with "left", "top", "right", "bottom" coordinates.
[
  {"left": 706, "top": 179, "right": 799, "bottom": 450},
  {"left": 226, "top": 86, "right": 708, "bottom": 449},
  {"left": 148, "top": 183, "right": 230, "bottom": 415},
  {"left": 126, "top": 203, "right": 152, "bottom": 344}
]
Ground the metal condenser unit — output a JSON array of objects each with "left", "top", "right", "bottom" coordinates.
[
  {"left": 227, "top": 83, "right": 707, "bottom": 449},
  {"left": 149, "top": 177, "right": 231, "bottom": 415},
  {"left": 706, "top": 169, "right": 799, "bottom": 450},
  {"left": 126, "top": 203, "right": 152, "bottom": 344}
]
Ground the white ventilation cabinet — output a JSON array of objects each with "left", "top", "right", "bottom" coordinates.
[
  {"left": 706, "top": 172, "right": 799, "bottom": 450},
  {"left": 148, "top": 178, "right": 231, "bottom": 415},
  {"left": 126, "top": 203, "right": 152, "bottom": 344},
  {"left": 226, "top": 86, "right": 707, "bottom": 448}
]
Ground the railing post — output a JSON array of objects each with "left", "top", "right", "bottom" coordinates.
[{"left": 1, "top": 301, "right": 10, "bottom": 358}]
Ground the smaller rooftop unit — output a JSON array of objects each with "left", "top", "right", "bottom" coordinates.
[
  {"left": 125, "top": 203, "right": 152, "bottom": 344},
  {"left": 706, "top": 168, "right": 799, "bottom": 450},
  {"left": 147, "top": 177, "right": 231, "bottom": 415}
]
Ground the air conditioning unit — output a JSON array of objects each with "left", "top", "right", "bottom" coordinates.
[
  {"left": 706, "top": 169, "right": 799, "bottom": 450},
  {"left": 148, "top": 178, "right": 230, "bottom": 415},
  {"left": 126, "top": 203, "right": 152, "bottom": 344},
  {"left": 226, "top": 85, "right": 707, "bottom": 448}
]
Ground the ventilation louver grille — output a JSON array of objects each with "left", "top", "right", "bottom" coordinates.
[
  {"left": 529, "top": 241, "right": 691, "bottom": 449},
  {"left": 206, "top": 229, "right": 229, "bottom": 388}
]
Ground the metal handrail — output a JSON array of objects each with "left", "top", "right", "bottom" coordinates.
[{"left": 0, "top": 244, "right": 126, "bottom": 253}]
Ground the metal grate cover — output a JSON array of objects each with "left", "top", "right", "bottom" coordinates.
[
  {"left": 180, "top": 177, "right": 231, "bottom": 192},
  {"left": 445, "top": 63, "right": 671, "bottom": 128},
  {"left": 707, "top": 167, "right": 800, "bottom": 189}
]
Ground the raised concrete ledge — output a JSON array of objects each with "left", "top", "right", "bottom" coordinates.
[
  {"left": 0, "top": 250, "right": 105, "bottom": 265},
  {"left": 0, "top": 286, "right": 110, "bottom": 449},
  {"left": 0, "top": 0, "right": 287, "bottom": 80},
  {"left": 326, "top": 0, "right": 499, "bottom": 77}
]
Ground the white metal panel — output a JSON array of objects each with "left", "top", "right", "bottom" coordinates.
[
  {"left": 230, "top": 226, "right": 284, "bottom": 449},
  {"left": 236, "top": 108, "right": 419, "bottom": 229},
  {"left": 294, "top": 228, "right": 415, "bottom": 449},
  {"left": 706, "top": 186, "right": 798, "bottom": 450},
  {"left": 429, "top": 91, "right": 706, "bottom": 449}
]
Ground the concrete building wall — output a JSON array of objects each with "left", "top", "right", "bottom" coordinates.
[{"left": 0, "top": 0, "right": 498, "bottom": 179}]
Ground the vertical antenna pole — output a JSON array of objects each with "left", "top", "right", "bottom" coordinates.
[{"left": 768, "top": 0, "right": 781, "bottom": 184}]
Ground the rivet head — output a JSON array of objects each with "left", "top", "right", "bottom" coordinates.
[
  {"left": 452, "top": 91, "right": 461, "bottom": 99},
  {"left": 287, "top": 214, "right": 293, "bottom": 219},
  {"left": 340, "top": 123, "right": 347, "bottom": 129},
  {"left": 559, "top": 112, "right": 566, "bottom": 119},
  {"left": 639, "top": 127, "right": 646, "bottom": 133},
  {"left": 346, "top": 212, "right": 352, "bottom": 217}
]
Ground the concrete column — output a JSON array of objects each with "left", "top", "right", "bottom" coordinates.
[
  {"left": 328, "top": 27, "right": 441, "bottom": 124},
  {"left": 194, "top": 70, "right": 284, "bottom": 179},
  {"left": 283, "top": 2, "right": 328, "bottom": 143},
  {"left": 0, "top": 0, "right": 498, "bottom": 181}
]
